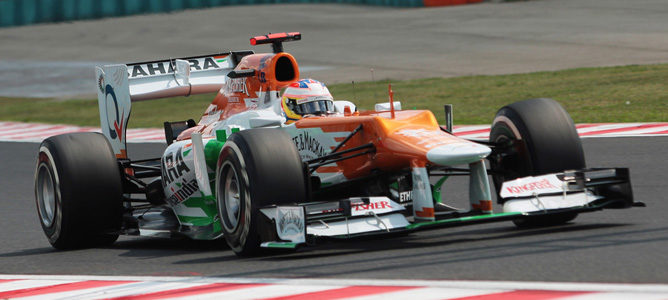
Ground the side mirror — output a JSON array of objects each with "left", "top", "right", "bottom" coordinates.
[
  {"left": 164, "top": 119, "right": 196, "bottom": 145},
  {"left": 334, "top": 100, "right": 356, "bottom": 113},
  {"left": 374, "top": 101, "right": 401, "bottom": 112}
]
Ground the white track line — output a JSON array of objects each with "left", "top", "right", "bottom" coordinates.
[
  {"left": 345, "top": 287, "right": 503, "bottom": 300},
  {"left": 0, "top": 279, "right": 79, "bottom": 292},
  {"left": 2, "top": 275, "right": 668, "bottom": 293},
  {"left": 2, "top": 275, "right": 668, "bottom": 300},
  {"left": 175, "top": 284, "right": 342, "bottom": 300},
  {"left": 66, "top": 281, "right": 209, "bottom": 300},
  {"left": 0, "top": 124, "right": 61, "bottom": 135},
  {"left": 560, "top": 292, "right": 668, "bottom": 300},
  {"left": 14, "top": 282, "right": 137, "bottom": 300}
]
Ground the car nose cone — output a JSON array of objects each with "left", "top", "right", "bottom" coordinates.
[{"left": 426, "top": 142, "right": 492, "bottom": 166}]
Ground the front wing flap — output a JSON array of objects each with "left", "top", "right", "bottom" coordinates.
[
  {"left": 500, "top": 168, "right": 638, "bottom": 213},
  {"left": 258, "top": 168, "right": 641, "bottom": 249}
]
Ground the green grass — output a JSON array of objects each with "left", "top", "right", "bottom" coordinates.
[{"left": 1, "top": 63, "right": 666, "bottom": 128}]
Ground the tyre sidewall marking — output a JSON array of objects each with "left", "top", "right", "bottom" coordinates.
[
  {"left": 219, "top": 161, "right": 239, "bottom": 232},
  {"left": 492, "top": 115, "right": 523, "bottom": 142},
  {"left": 490, "top": 111, "right": 532, "bottom": 199},
  {"left": 35, "top": 145, "right": 63, "bottom": 244},
  {"left": 216, "top": 140, "right": 252, "bottom": 253}
]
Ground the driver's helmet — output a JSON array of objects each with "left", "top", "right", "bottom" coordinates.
[{"left": 282, "top": 79, "right": 334, "bottom": 124}]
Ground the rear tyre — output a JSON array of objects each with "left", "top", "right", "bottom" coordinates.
[
  {"left": 216, "top": 128, "right": 307, "bottom": 256},
  {"left": 35, "top": 133, "right": 123, "bottom": 249},
  {"left": 489, "top": 98, "right": 585, "bottom": 227}
]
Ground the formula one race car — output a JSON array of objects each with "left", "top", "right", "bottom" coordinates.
[{"left": 34, "top": 32, "right": 643, "bottom": 255}]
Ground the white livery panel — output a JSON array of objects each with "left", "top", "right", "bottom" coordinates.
[{"left": 96, "top": 53, "right": 239, "bottom": 157}]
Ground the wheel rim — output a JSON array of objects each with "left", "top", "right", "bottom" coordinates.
[
  {"left": 491, "top": 122, "right": 528, "bottom": 182},
  {"left": 36, "top": 164, "right": 56, "bottom": 227},
  {"left": 490, "top": 123, "right": 530, "bottom": 203},
  {"left": 492, "top": 134, "right": 515, "bottom": 183},
  {"left": 220, "top": 162, "right": 241, "bottom": 231}
]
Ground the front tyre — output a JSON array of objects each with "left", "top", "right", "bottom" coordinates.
[
  {"left": 216, "top": 128, "right": 307, "bottom": 256},
  {"left": 489, "top": 98, "right": 585, "bottom": 227},
  {"left": 35, "top": 133, "right": 123, "bottom": 249}
]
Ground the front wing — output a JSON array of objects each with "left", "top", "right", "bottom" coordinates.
[{"left": 257, "top": 168, "right": 642, "bottom": 249}]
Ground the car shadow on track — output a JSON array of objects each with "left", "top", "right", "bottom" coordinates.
[
  {"left": 260, "top": 223, "right": 633, "bottom": 261},
  {"left": 184, "top": 223, "right": 668, "bottom": 278},
  {"left": 85, "top": 222, "right": 639, "bottom": 263},
  {"left": 172, "top": 223, "right": 627, "bottom": 268},
  {"left": 112, "top": 237, "right": 238, "bottom": 260},
  {"left": 0, "top": 247, "right": 57, "bottom": 258},
  {"left": 0, "top": 237, "right": 229, "bottom": 259}
]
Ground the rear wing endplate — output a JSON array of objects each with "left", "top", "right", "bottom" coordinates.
[{"left": 95, "top": 52, "right": 250, "bottom": 157}]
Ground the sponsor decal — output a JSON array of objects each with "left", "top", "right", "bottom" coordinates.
[
  {"left": 399, "top": 191, "right": 412, "bottom": 203},
  {"left": 166, "top": 179, "right": 199, "bottom": 206},
  {"left": 214, "top": 55, "right": 228, "bottom": 65},
  {"left": 396, "top": 128, "right": 455, "bottom": 149},
  {"left": 162, "top": 148, "right": 191, "bottom": 187},
  {"left": 292, "top": 131, "right": 327, "bottom": 159},
  {"left": 500, "top": 174, "right": 565, "bottom": 198},
  {"left": 130, "top": 62, "right": 174, "bottom": 78},
  {"left": 97, "top": 74, "right": 105, "bottom": 94},
  {"left": 316, "top": 198, "right": 403, "bottom": 215},
  {"left": 102, "top": 84, "right": 124, "bottom": 141},
  {"left": 129, "top": 57, "right": 220, "bottom": 78},
  {"left": 225, "top": 77, "right": 248, "bottom": 96},
  {"left": 181, "top": 143, "right": 193, "bottom": 158},
  {"left": 296, "top": 98, "right": 311, "bottom": 105},
  {"left": 505, "top": 178, "right": 559, "bottom": 195},
  {"left": 278, "top": 210, "right": 303, "bottom": 235},
  {"left": 319, "top": 208, "right": 342, "bottom": 214},
  {"left": 201, "top": 104, "right": 222, "bottom": 123},
  {"left": 396, "top": 128, "right": 434, "bottom": 138},
  {"left": 353, "top": 200, "right": 392, "bottom": 211},
  {"left": 258, "top": 54, "right": 272, "bottom": 70},
  {"left": 198, "top": 57, "right": 220, "bottom": 70},
  {"left": 350, "top": 198, "right": 404, "bottom": 217},
  {"left": 276, "top": 207, "right": 305, "bottom": 243},
  {"left": 257, "top": 55, "right": 272, "bottom": 83},
  {"left": 131, "top": 62, "right": 168, "bottom": 77}
]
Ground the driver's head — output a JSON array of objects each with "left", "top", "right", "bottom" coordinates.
[{"left": 281, "top": 79, "right": 334, "bottom": 124}]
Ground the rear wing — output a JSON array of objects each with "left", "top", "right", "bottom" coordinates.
[{"left": 95, "top": 51, "right": 252, "bottom": 158}]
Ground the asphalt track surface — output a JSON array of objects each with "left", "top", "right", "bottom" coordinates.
[
  {"left": 1, "top": 137, "right": 667, "bottom": 283},
  {"left": 1, "top": 0, "right": 668, "bottom": 97},
  {"left": 1, "top": 0, "right": 667, "bottom": 286}
]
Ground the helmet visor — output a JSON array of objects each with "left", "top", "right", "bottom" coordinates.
[{"left": 295, "top": 100, "right": 334, "bottom": 115}]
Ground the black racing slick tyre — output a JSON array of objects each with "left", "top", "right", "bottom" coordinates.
[
  {"left": 489, "top": 98, "right": 585, "bottom": 227},
  {"left": 216, "top": 128, "right": 307, "bottom": 256},
  {"left": 35, "top": 133, "right": 123, "bottom": 249}
]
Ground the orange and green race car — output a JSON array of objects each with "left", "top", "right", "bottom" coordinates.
[{"left": 34, "top": 32, "right": 642, "bottom": 256}]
